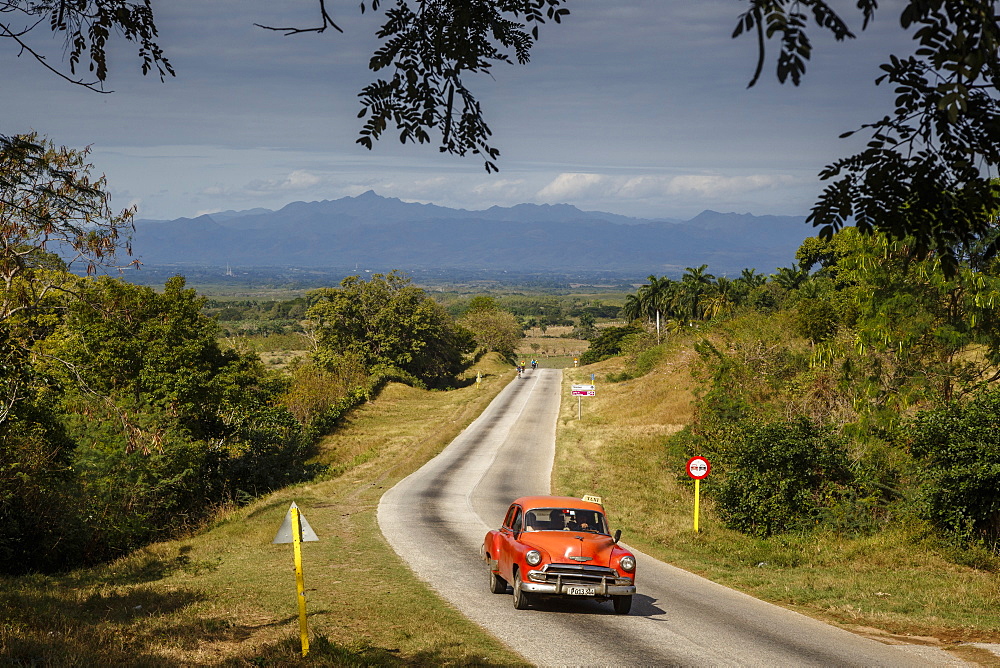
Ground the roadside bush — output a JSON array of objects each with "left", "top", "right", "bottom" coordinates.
[
  {"left": 70, "top": 419, "right": 216, "bottom": 563},
  {"left": 712, "top": 417, "right": 853, "bottom": 537},
  {"left": 579, "top": 324, "right": 644, "bottom": 365},
  {"left": 907, "top": 390, "right": 1000, "bottom": 548},
  {"left": 0, "top": 276, "right": 329, "bottom": 573},
  {"left": 283, "top": 355, "right": 368, "bottom": 425}
]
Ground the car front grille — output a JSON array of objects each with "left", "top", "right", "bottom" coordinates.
[{"left": 538, "top": 563, "right": 620, "bottom": 585}]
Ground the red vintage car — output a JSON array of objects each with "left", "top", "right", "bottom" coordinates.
[{"left": 482, "top": 495, "right": 637, "bottom": 614}]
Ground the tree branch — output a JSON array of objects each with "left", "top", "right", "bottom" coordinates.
[
  {"left": 0, "top": 20, "right": 111, "bottom": 92},
  {"left": 255, "top": 0, "right": 343, "bottom": 35}
]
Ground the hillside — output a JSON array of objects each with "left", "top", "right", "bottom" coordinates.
[{"left": 556, "top": 330, "right": 1000, "bottom": 664}]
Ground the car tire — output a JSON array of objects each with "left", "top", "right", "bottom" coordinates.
[
  {"left": 489, "top": 568, "right": 508, "bottom": 594},
  {"left": 612, "top": 595, "right": 632, "bottom": 615},
  {"left": 513, "top": 571, "right": 532, "bottom": 610}
]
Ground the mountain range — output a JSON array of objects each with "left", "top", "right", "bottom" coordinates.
[{"left": 131, "top": 191, "right": 817, "bottom": 277}]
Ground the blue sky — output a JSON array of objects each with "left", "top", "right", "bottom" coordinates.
[{"left": 5, "top": 0, "right": 914, "bottom": 221}]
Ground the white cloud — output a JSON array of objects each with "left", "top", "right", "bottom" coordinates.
[
  {"left": 247, "top": 170, "right": 322, "bottom": 194},
  {"left": 537, "top": 171, "right": 802, "bottom": 203},
  {"left": 280, "top": 170, "right": 322, "bottom": 190},
  {"left": 470, "top": 178, "right": 529, "bottom": 203},
  {"left": 666, "top": 174, "right": 799, "bottom": 197},
  {"left": 413, "top": 176, "right": 450, "bottom": 189},
  {"left": 617, "top": 176, "right": 670, "bottom": 198},
  {"left": 536, "top": 173, "right": 611, "bottom": 200},
  {"left": 199, "top": 169, "right": 324, "bottom": 199}
]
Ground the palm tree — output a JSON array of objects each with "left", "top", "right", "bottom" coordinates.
[
  {"left": 732, "top": 267, "right": 767, "bottom": 306},
  {"left": 637, "top": 274, "right": 673, "bottom": 343},
  {"left": 771, "top": 264, "right": 808, "bottom": 291},
  {"left": 621, "top": 293, "right": 643, "bottom": 323},
  {"left": 680, "top": 264, "right": 716, "bottom": 321},
  {"left": 739, "top": 267, "right": 765, "bottom": 286},
  {"left": 702, "top": 276, "right": 736, "bottom": 320}
]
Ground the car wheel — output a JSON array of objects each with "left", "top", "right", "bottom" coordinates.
[
  {"left": 612, "top": 595, "right": 632, "bottom": 615},
  {"left": 489, "top": 568, "right": 508, "bottom": 594},
  {"left": 512, "top": 571, "right": 532, "bottom": 610}
]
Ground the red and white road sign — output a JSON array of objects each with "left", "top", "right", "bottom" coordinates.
[{"left": 686, "top": 456, "right": 711, "bottom": 480}]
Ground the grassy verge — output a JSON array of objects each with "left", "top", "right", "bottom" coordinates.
[
  {"left": 0, "top": 354, "right": 527, "bottom": 666},
  {"left": 554, "top": 335, "right": 1000, "bottom": 663}
]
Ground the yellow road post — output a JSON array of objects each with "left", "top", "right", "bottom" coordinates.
[
  {"left": 291, "top": 506, "right": 309, "bottom": 657},
  {"left": 693, "top": 478, "right": 700, "bottom": 533},
  {"left": 273, "top": 501, "right": 318, "bottom": 658}
]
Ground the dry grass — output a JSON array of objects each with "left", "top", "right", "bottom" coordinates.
[
  {"left": 0, "top": 354, "right": 527, "bottom": 666},
  {"left": 257, "top": 349, "right": 309, "bottom": 371}
]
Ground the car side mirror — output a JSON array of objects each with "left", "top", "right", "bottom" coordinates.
[{"left": 613, "top": 529, "right": 622, "bottom": 544}]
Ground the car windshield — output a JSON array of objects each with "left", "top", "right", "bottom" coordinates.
[{"left": 523, "top": 508, "right": 608, "bottom": 534}]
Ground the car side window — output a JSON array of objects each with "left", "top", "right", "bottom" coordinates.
[
  {"left": 502, "top": 505, "right": 517, "bottom": 530},
  {"left": 511, "top": 508, "right": 523, "bottom": 533}
]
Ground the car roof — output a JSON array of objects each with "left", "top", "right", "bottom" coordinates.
[{"left": 512, "top": 495, "right": 605, "bottom": 513}]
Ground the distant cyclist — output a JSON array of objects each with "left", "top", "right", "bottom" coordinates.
[{"left": 531, "top": 359, "right": 537, "bottom": 370}]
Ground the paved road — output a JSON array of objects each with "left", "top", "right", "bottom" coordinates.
[{"left": 378, "top": 368, "right": 958, "bottom": 666}]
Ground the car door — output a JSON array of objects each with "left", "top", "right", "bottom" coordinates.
[{"left": 497, "top": 504, "right": 523, "bottom": 581}]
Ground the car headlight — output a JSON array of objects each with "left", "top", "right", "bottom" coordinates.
[
  {"left": 619, "top": 555, "right": 636, "bottom": 572},
  {"left": 526, "top": 550, "right": 542, "bottom": 566}
]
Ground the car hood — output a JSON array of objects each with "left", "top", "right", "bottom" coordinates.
[{"left": 521, "top": 532, "right": 619, "bottom": 567}]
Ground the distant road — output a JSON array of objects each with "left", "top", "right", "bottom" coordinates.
[{"left": 378, "top": 368, "right": 956, "bottom": 666}]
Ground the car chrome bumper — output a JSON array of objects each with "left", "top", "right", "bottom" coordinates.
[
  {"left": 521, "top": 581, "right": 636, "bottom": 596},
  {"left": 522, "top": 574, "right": 636, "bottom": 596}
]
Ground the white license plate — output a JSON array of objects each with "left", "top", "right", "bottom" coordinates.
[{"left": 566, "top": 586, "right": 596, "bottom": 596}]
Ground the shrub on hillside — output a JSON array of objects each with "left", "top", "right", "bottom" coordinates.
[
  {"left": 712, "top": 417, "right": 853, "bottom": 537},
  {"left": 283, "top": 355, "right": 368, "bottom": 425},
  {"left": 607, "top": 337, "right": 663, "bottom": 382},
  {"left": 579, "top": 324, "right": 644, "bottom": 365},
  {"left": 907, "top": 390, "right": 1000, "bottom": 548},
  {"left": 0, "top": 412, "right": 83, "bottom": 573},
  {"left": 794, "top": 298, "right": 839, "bottom": 344}
]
